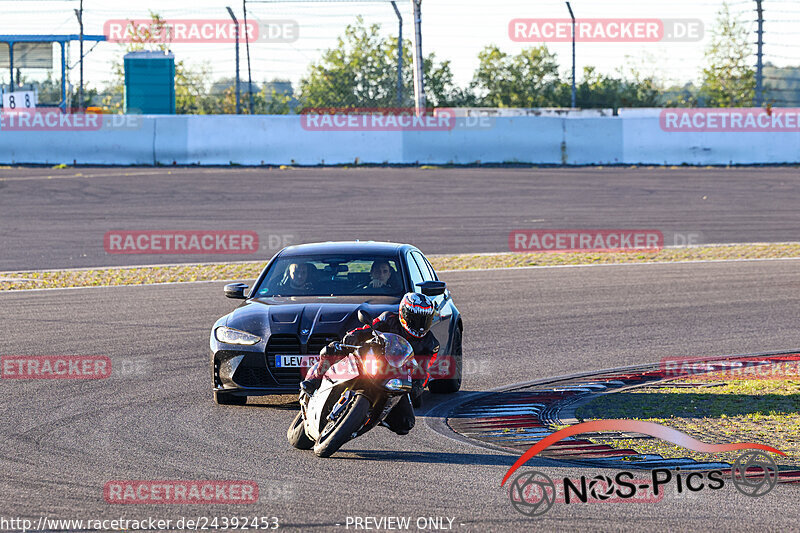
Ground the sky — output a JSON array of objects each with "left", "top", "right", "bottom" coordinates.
[{"left": 1, "top": 0, "right": 798, "bottom": 94}]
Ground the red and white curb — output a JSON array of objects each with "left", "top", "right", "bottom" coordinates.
[{"left": 447, "top": 351, "right": 800, "bottom": 483}]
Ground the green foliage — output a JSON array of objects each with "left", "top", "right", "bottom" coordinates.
[
  {"left": 92, "top": 8, "right": 771, "bottom": 114},
  {"left": 577, "top": 67, "right": 660, "bottom": 108},
  {"left": 122, "top": 11, "right": 172, "bottom": 53},
  {"left": 174, "top": 62, "right": 213, "bottom": 114},
  {"left": 472, "top": 45, "right": 562, "bottom": 107},
  {"left": 297, "top": 17, "right": 464, "bottom": 109},
  {"left": 264, "top": 89, "right": 295, "bottom": 115},
  {"left": 763, "top": 64, "right": 800, "bottom": 106},
  {"left": 298, "top": 19, "right": 396, "bottom": 108},
  {"left": 659, "top": 82, "right": 700, "bottom": 108},
  {"left": 470, "top": 47, "right": 660, "bottom": 108},
  {"left": 14, "top": 71, "right": 97, "bottom": 108},
  {"left": 699, "top": 1, "right": 755, "bottom": 107}
]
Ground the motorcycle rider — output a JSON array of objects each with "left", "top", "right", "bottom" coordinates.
[{"left": 300, "top": 292, "right": 439, "bottom": 435}]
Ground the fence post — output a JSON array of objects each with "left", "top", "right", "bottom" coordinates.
[{"left": 411, "top": 0, "right": 426, "bottom": 114}]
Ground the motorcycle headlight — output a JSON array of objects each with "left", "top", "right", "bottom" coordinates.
[
  {"left": 363, "top": 353, "right": 381, "bottom": 376},
  {"left": 215, "top": 326, "right": 261, "bottom": 346}
]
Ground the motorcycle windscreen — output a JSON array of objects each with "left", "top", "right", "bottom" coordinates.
[{"left": 379, "top": 333, "right": 414, "bottom": 368}]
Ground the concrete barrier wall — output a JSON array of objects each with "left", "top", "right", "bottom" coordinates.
[
  {"left": 0, "top": 112, "right": 797, "bottom": 165},
  {"left": 0, "top": 116, "right": 158, "bottom": 165},
  {"left": 621, "top": 116, "right": 800, "bottom": 165}
]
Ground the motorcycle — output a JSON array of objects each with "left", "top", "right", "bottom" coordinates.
[{"left": 287, "top": 310, "right": 418, "bottom": 457}]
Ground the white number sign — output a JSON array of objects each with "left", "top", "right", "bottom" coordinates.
[{"left": 2, "top": 91, "right": 36, "bottom": 110}]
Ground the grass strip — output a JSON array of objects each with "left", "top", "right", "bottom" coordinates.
[
  {"left": 2, "top": 243, "right": 800, "bottom": 291},
  {"left": 576, "top": 379, "right": 800, "bottom": 468}
]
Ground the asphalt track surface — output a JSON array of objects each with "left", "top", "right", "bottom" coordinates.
[
  {"left": 2, "top": 166, "right": 800, "bottom": 270},
  {"left": 2, "top": 259, "right": 800, "bottom": 531}
]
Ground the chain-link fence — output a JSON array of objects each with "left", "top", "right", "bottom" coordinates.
[{"left": 1, "top": 0, "right": 798, "bottom": 113}]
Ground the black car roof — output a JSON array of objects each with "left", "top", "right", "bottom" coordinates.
[{"left": 277, "top": 241, "right": 415, "bottom": 256}]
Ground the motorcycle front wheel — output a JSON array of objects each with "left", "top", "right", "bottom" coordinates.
[
  {"left": 313, "top": 393, "right": 371, "bottom": 458},
  {"left": 287, "top": 411, "right": 314, "bottom": 450}
]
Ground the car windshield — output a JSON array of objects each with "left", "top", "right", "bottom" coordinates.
[{"left": 254, "top": 255, "right": 405, "bottom": 297}]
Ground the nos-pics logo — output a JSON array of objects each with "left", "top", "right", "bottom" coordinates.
[{"left": 501, "top": 420, "right": 784, "bottom": 516}]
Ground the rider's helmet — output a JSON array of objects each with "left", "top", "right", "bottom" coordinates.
[{"left": 398, "top": 292, "right": 435, "bottom": 338}]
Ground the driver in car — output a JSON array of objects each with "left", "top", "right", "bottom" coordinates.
[
  {"left": 278, "top": 262, "right": 315, "bottom": 293},
  {"left": 300, "top": 292, "right": 439, "bottom": 435}
]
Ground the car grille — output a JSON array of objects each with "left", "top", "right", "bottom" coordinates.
[
  {"left": 265, "top": 334, "right": 342, "bottom": 385},
  {"left": 234, "top": 366, "right": 272, "bottom": 388},
  {"left": 266, "top": 335, "right": 303, "bottom": 385},
  {"left": 308, "top": 334, "right": 340, "bottom": 356}
]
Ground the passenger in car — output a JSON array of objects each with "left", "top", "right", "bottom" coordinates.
[
  {"left": 368, "top": 261, "right": 392, "bottom": 288},
  {"left": 360, "top": 260, "right": 399, "bottom": 292}
]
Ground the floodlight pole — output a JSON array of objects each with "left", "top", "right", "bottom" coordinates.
[
  {"left": 411, "top": 0, "right": 425, "bottom": 114},
  {"left": 227, "top": 6, "right": 241, "bottom": 115},
  {"left": 243, "top": 0, "right": 254, "bottom": 113},
  {"left": 75, "top": 0, "right": 84, "bottom": 111},
  {"left": 391, "top": 1, "right": 403, "bottom": 107},
  {"left": 566, "top": 1, "right": 576, "bottom": 109}
]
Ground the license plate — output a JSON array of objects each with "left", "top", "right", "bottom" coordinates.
[{"left": 276, "top": 355, "right": 318, "bottom": 368}]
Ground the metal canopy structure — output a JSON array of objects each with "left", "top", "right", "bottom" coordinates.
[{"left": 0, "top": 34, "right": 106, "bottom": 111}]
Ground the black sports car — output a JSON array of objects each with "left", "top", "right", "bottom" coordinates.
[{"left": 210, "top": 241, "right": 463, "bottom": 405}]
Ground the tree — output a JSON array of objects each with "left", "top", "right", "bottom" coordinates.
[
  {"left": 297, "top": 17, "right": 467, "bottom": 109},
  {"left": 574, "top": 67, "right": 660, "bottom": 109},
  {"left": 471, "top": 45, "right": 562, "bottom": 107},
  {"left": 699, "top": 1, "right": 755, "bottom": 107},
  {"left": 763, "top": 63, "right": 800, "bottom": 107},
  {"left": 659, "top": 82, "right": 699, "bottom": 108},
  {"left": 263, "top": 79, "right": 296, "bottom": 114},
  {"left": 101, "top": 12, "right": 225, "bottom": 114},
  {"left": 470, "top": 46, "right": 661, "bottom": 109}
]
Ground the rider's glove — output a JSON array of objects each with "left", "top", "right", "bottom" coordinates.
[
  {"left": 321, "top": 341, "right": 344, "bottom": 356},
  {"left": 299, "top": 389, "right": 310, "bottom": 404}
]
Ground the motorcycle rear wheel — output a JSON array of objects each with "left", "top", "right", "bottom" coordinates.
[{"left": 313, "top": 393, "right": 370, "bottom": 458}]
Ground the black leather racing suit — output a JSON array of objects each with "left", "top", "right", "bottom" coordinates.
[{"left": 305, "top": 311, "right": 439, "bottom": 434}]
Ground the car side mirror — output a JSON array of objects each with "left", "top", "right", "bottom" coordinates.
[
  {"left": 357, "top": 309, "right": 374, "bottom": 326},
  {"left": 224, "top": 282, "right": 249, "bottom": 299},
  {"left": 416, "top": 280, "right": 446, "bottom": 297}
]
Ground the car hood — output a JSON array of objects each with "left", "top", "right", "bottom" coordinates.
[{"left": 224, "top": 295, "right": 401, "bottom": 341}]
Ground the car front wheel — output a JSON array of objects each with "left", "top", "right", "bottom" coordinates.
[{"left": 428, "top": 325, "right": 462, "bottom": 394}]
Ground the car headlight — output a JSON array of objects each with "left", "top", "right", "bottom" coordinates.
[{"left": 215, "top": 326, "right": 262, "bottom": 345}]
